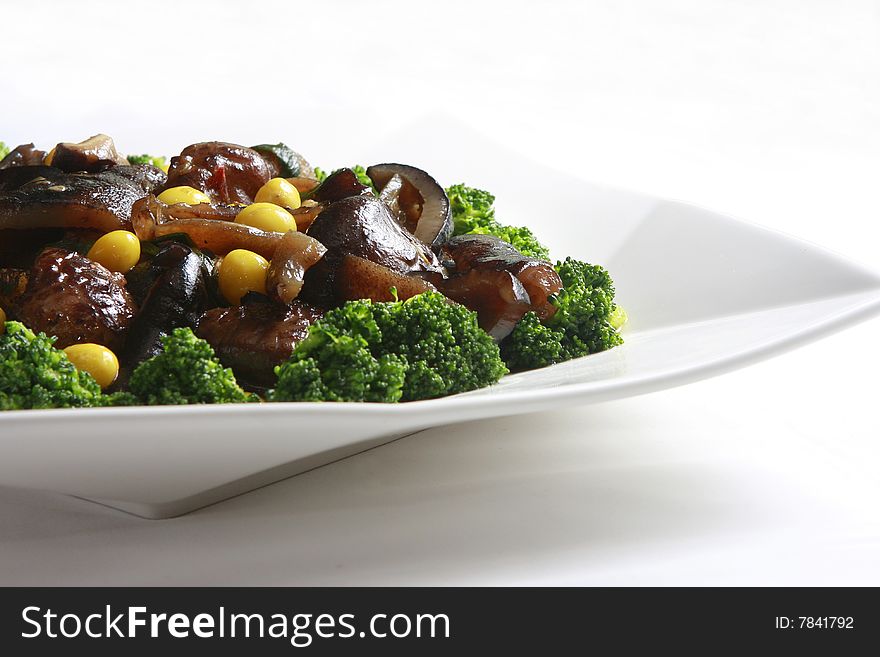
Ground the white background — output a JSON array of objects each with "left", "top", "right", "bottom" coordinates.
[{"left": 1, "top": 0, "right": 878, "bottom": 584}]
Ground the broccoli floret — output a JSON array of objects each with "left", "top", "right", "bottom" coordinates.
[
  {"left": 501, "top": 258, "right": 625, "bottom": 370},
  {"left": 270, "top": 292, "right": 507, "bottom": 402},
  {"left": 314, "top": 165, "right": 376, "bottom": 193},
  {"left": 128, "top": 327, "right": 253, "bottom": 405},
  {"left": 0, "top": 321, "right": 103, "bottom": 409},
  {"left": 500, "top": 312, "right": 564, "bottom": 371},
  {"left": 0, "top": 142, "right": 9, "bottom": 160},
  {"left": 98, "top": 391, "right": 139, "bottom": 407},
  {"left": 271, "top": 330, "right": 407, "bottom": 403},
  {"left": 126, "top": 153, "right": 167, "bottom": 169},
  {"left": 446, "top": 183, "right": 550, "bottom": 259},
  {"left": 370, "top": 293, "right": 507, "bottom": 399}
]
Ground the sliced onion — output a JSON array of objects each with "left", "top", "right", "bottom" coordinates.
[
  {"left": 131, "top": 196, "right": 284, "bottom": 258},
  {"left": 266, "top": 230, "right": 327, "bottom": 304}
]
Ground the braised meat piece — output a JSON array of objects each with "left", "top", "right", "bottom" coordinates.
[
  {"left": 302, "top": 195, "right": 444, "bottom": 304},
  {"left": 0, "top": 165, "right": 166, "bottom": 232},
  {"left": 334, "top": 254, "right": 437, "bottom": 303},
  {"left": 196, "top": 301, "right": 324, "bottom": 387},
  {"left": 15, "top": 247, "right": 135, "bottom": 350},
  {"left": 435, "top": 235, "right": 563, "bottom": 339},
  {"left": 440, "top": 235, "right": 562, "bottom": 320},
  {"left": 163, "top": 142, "right": 274, "bottom": 204}
]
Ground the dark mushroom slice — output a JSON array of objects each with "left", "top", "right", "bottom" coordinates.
[
  {"left": 15, "top": 247, "right": 136, "bottom": 351},
  {"left": 132, "top": 196, "right": 284, "bottom": 259},
  {"left": 121, "top": 242, "right": 210, "bottom": 370},
  {"left": 0, "top": 143, "right": 47, "bottom": 170},
  {"left": 50, "top": 134, "right": 128, "bottom": 173},
  {"left": 307, "top": 168, "right": 373, "bottom": 203},
  {"left": 334, "top": 254, "right": 438, "bottom": 303},
  {"left": 302, "top": 195, "right": 445, "bottom": 305},
  {"left": 438, "top": 269, "right": 532, "bottom": 340},
  {"left": 196, "top": 300, "right": 324, "bottom": 388},
  {"left": 441, "top": 234, "right": 563, "bottom": 321},
  {"left": 366, "top": 163, "right": 453, "bottom": 249},
  {"left": 266, "top": 230, "right": 327, "bottom": 304},
  {"left": 163, "top": 142, "right": 275, "bottom": 204},
  {"left": 251, "top": 143, "right": 315, "bottom": 179},
  {"left": 0, "top": 166, "right": 164, "bottom": 233}
]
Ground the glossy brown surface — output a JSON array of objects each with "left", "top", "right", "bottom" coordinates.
[
  {"left": 439, "top": 268, "right": 532, "bottom": 339},
  {"left": 51, "top": 134, "right": 128, "bottom": 173},
  {"left": 308, "top": 168, "right": 372, "bottom": 204},
  {"left": 266, "top": 230, "right": 327, "bottom": 304},
  {"left": 303, "top": 195, "right": 444, "bottom": 304},
  {"left": 122, "top": 242, "right": 210, "bottom": 369},
  {"left": 15, "top": 248, "right": 135, "bottom": 350},
  {"left": 334, "top": 254, "right": 438, "bottom": 303},
  {"left": 286, "top": 177, "right": 321, "bottom": 195},
  {"left": 132, "top": 196, "right": 284, "bottom": 258},
  {"left": 196, "top": 301, "right": 324, "bottom": 387},
  {"left": 441, "top": 234, "right": 562, "bottom": 321},
  {"left": 163, "top": 142, "right": 275, "bottom": 204},
  {"left": 0, "top": 165, "right": 166, "bottom": 233},
  {"left": 366, "top": 163, "right": 452, "bottom": 248},
  {"left": 0, "top": 143, "right": 47, "bottom": 169}
]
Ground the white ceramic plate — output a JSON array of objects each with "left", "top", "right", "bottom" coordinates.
[{"left": 2, "top": 123, "right": 879, "bottom": 518}]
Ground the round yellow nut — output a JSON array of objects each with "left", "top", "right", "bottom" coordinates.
[
  {"left": 63, "top": 343, "right": 120, "bottom": 389},
  {"left": 218, "top": 249, "right": 269, "bottom": 304},
  {"left": 254, "top": 177, "right": 301, "bottom": 209},
  {"left": 87, "top": 230, "right": 141, "bottom": 273},
  {"left": 235, "top": 202, "right": 297, "bottom": 233},
  {"left": 157, "top": 185, "right": 212, "bottom": 206},
  {"left": 0, "top": 306, "right": 6, "bottom": 333}
]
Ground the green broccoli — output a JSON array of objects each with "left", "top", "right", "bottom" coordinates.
[
  {"left": 270, "top": 292, "right": 507, "bottom": 402},
  {"left": 126, "top": 153, "right": 167, "bottom": 169},
  {"left": 0, "top": 142, "right": 9, "bottom": 160},
  {"left": 128, "top": 327, "right": 253, "bottom": 405},
  {"left": 0, "top": 321, "right": 103, "bottom": 409},
  {"left": 446, "top": 183, "right": 550, "bottom": 260},
  {"left": 313, "top": 165, "right": 376, "bottom": 193},
  {"left": 499, "top": 312, "right": 563, "bottom": 371},
  {"left": 272, "top": 333, "right": 407, "bottom": 403},
  {"left": 98, "top": 391, "right": 139, "bottom": 407},
  {"left": 501, "top": 258, "right": 625, "bottom": 371}
]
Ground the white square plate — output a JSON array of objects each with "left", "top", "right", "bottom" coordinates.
[{"left": 2, "top": 121, "right": 879, "bottom": 518}]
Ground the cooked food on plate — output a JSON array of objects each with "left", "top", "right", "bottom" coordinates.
[{"left": 0, "top": 136, "right": 626, "bottom": 409}]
